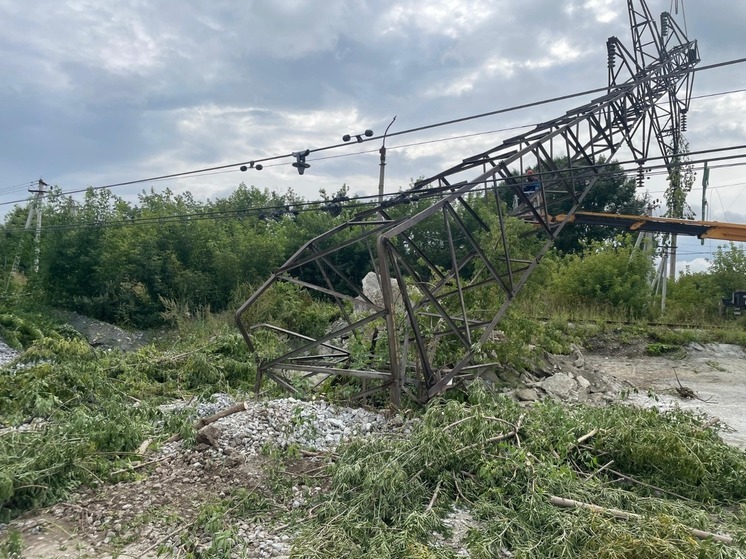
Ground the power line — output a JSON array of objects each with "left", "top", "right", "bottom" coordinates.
[
  {"left": 18, "top": 143, "right": 746, "bottom": 223},
  {"left": 692, "top": 87, "right": 746, "bottom": 100},
  {"left": 8, "top": 135, "right": 746, "bottom": 217},
  {"left": 0, "top": 124, "right": 540, "bottom": 206},
  {"left": 4, "top": 56, "right": 745, "bottom": 209},
  {"left": 0, "top": 181, "right": 36, "bottom": 195},
  {"left": 269, "top": 123, "right": 537, "bottom": 167},
  {"left": 9, "top": 149, "right": 746, "bottom": 235}
]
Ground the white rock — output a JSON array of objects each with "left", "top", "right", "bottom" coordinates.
[{"left": 541, "top": 373, "right": 578, "bottom": 400}]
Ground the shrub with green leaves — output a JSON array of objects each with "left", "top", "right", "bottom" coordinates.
[{"left": 549, "top": 235, "right": 655, "bottom": 319}]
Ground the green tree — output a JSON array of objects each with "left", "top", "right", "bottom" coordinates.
[
  {"left": 664, "top": 243, "right": 745, "bottom": 322},
  {"left": 665, "top": 270, "right": 717, "bottom": 322},
  {"left": 709, "top": 243, "right": 746, "bottom": 297},
  {"left": 549, "top": 235, "right": 655, "bottom": 318},
  {"left": 664, "top": 138, "right": 695, "bottom": 220}
]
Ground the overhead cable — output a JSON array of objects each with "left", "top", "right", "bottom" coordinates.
[{"left": 3, "top": 56, "right": 745, "bottom": 209}]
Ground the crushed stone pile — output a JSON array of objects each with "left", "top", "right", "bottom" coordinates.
[
  {"left": 181, "top": 393, "right": 413, "bottom": 455},
  {"left": 30, "top": 395, "right": 415, "bottom": 559}
]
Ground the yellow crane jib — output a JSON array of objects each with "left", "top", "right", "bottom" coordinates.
[{"left": 551, "top": 212, "right": 746, "bottom": 242}]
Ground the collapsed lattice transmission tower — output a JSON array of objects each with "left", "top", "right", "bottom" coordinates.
[{"left": 237, "top": 0, "right": 699, "bottom": 405}]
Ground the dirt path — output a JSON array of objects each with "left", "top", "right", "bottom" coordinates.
[{"left": 585, "top": 343, "right": 746, "bottom": 448}]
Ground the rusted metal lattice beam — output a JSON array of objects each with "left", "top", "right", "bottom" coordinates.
[{"left": 237, "top": 1, "right": 699, "bottom": 405}]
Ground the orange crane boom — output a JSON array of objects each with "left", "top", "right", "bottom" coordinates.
[{"left": 552, "top": 211, "right": 746, "bottom": 242}]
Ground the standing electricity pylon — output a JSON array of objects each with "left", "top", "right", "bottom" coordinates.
[
  {"left": 9, "top": 179, "right": 47, "bottom": 277},
  {"left": 237, "top": 0, "right": 699, "bottom": 405}
]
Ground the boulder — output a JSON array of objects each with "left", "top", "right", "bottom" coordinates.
[
  {"left": 540, "top": 373, "right": 578, "bottom": 401},
  {"left": 196, "top": 424, "right": 221, "bottom": 448},
  {"left": 515, "top": 388, "right": 541, "bottom": 402},
  {"left": 354, "top": 271, "right": 402, "bottom": 312}
]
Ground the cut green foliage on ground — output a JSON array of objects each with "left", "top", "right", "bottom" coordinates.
[
  {"left": 0, "top": 318, "right": 260, "bottom": 521},
  {"left": 2, "top": 304, "right": 746, "bottom": 557},
  {"left": 293, "top": 385, "right": 746, "bottom": 558}
]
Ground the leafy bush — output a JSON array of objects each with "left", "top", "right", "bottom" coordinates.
[
  {"left": 241, "top": 281, "right": 340, "bottom": 340},
  {"left": 549, "top": 235, "right": 654, "bottom": 319},
  {"left": 0, "top": 313, "right": 48, "bottom": 350},
  {"left": 0, "top": 318, "right": 261, "bottom": 519}
]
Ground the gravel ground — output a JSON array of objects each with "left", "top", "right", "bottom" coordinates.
[
  {"left": 5, "top": 394, "right": 417, "bottom": 559},
  {"left": 0, "top": 338, "right": 19, "bottom": 367}
]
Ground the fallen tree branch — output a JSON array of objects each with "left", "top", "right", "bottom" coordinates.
[
  {"left": 455, "top": 430, "right": 515, "bottom": 454},
  {"left": 576, "top": 428, "right": 598, "bottom": 445},
  {"left": 567, "top": 428, "right": 598, "bottom": 452},
  {"left": 695, "top": 416, "right": 721, "bottom": 432},
  {"left": 425, "top": 480, "right": 442, "bottom": 513},
  {"left": 167, "top": 401, "right": 250, "bottom": 443},
  {"left": 585, "top": 459, "right": 614, "bottom": 482},
  {"left": 444, "top": 416, "right": 474, "bottom": 431},
  {"left": 455, "top": 415, "right": 525, "bottom": 454},
  {"left": 549, "top": 495, "right": 733, "bottom": 545},
  {"left": 453, "top": 473, "right": 474, "bottom": 506},
  {"left": 154, "top": 340, "right": 215, "bottom": 365},
  {"left": 444, "top": 414, "right": 514, "bottom": 431},
  {"left": 111, "top": 454, "right": 172, "bottom": 475},
  {"left": 137, "top": 519, "right": 195, "bottom": 558},
  {"left": 299, "top": 449, "right": 339, "bottom": 460},
  {"left": 136, "top": 438, "right": 152, "bottom": 456},
  {"left": 607, "top": 468, "right": 697, "bottom": 503}
]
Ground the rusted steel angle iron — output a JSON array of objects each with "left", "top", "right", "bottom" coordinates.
[{"left": 237, "top": 1, "right": 698, "bottom": 405}]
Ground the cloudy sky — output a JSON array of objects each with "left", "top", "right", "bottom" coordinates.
[{"left": 1, "top": 0, "right": 745, "bottom": 274}]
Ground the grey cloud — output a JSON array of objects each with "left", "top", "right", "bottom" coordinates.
[{"left": 0, "top": 0, "right": 743, "bottom": 218}]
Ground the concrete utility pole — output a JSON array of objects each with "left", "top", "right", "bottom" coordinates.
[
  {"left": 378, "top": 116, "right": 396, "bottom": 205},
  {"left": 10, "top": 179, "right": 47, "bottom": 276},
  {"left": 668, "top": 234, "right": 678, "bottom": 280},
  {"left": 701, "top": 161, "right": 709, "bottom": 245}
]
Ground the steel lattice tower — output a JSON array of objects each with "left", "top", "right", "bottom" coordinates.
[{"left": 237, "top": 0, "right": 699, "bottom": 405}]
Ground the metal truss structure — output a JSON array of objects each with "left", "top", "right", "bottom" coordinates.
[{"left": 236, "top": 0, "right": 700, "bottom": 406}]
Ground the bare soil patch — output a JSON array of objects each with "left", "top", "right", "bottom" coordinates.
[{"left": 584, "top": 341, "right": 746, "bottom": 448}]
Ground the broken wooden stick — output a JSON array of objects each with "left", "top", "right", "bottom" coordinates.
[
  {"left": 584, "top": 459, "right": 614, "bottom": 482},
  {"left": 425, "top": 480, "right": 442, "bottom": 513},
  {"left": 576, "top": 428, "right": 599, "bottom": 445},
  {"left": 567, "top": 428, "right": 599, "bottom": 453},
  {"left": 673, "top": 368, "right": 713, "bottom": 402},
  {"left": 167, "top": 401, "right": 250, "bottom": 443},
  {"left": 455, "top": 414, "right": 524, "bottom": 454},
  {"left": 695, "top": 416, "right": 721, "bottom": 432},
  {"left": 549, "top": 496, "right": 733, "bottom": 545},
  {"left": 607, "top": 468, "right": 696, "bottom": 503},
  {"left": 111, "top": 454, "right": 172, "bottom": 475},
  {"left": 136, "top": 438, "right": 152, "bottom": 456}
]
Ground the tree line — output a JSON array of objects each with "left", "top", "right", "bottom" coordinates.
[{"left": 1, "top": 159, "right": 744, "bottom": 328}]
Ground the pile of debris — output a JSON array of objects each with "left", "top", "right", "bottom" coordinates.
[{"left": 510, "top": 344, "right": 624, "bottom": 404}]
